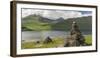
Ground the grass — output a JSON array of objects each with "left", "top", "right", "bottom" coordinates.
[
  {"left": 21, "top": 35, "right": 92, "bottom": 49},
  {"left": 21, "top": 37, "right": 64, "bottom": 49},
  {"left": 22, "top": 22, "right": 52, "bottom": 31},
  {"left": 84, "top": 35, "right": 92, "bottom": 45}
]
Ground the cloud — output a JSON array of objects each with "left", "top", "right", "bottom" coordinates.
[
  {"left": 41, "top": 10, "right": 83, "bottom": 20},
  {"left": 22, "top": 9, "right": 43, "bottom": 17},
  {"left": 22, "top": 9, "right": 92, "bottom": 20}
]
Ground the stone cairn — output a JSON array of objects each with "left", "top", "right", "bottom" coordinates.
[{"left": 64, "top": 21, "right": 85, "bottom": 47}]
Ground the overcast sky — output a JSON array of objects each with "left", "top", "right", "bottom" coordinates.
[{"left": 22, "top": 8, "right": 92, "bottom": 20}]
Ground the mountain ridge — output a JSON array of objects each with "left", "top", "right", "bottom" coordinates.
[{"left": 22, "top": 14, "right": 92, "bottom": 32}]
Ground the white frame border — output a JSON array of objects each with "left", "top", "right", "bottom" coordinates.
[{"left": 16, "top": 3, "right": 96, "bottom": 55}]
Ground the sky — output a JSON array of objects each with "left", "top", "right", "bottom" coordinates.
[{"left": 22, "top": 8, "right": 92, "bottom": 20}]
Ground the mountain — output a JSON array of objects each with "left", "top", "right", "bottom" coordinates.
[
  {"left": 51, "top": 16, "right": 92, "bottom": 31},
  {"left": 39, "top": 16, "right": 55, "bottom": 23},
  {"left": 22, "top": 14, "right": 92, "bottom": 32},
  {"left": 22, "top": 14, "right": 65, "bottom": 23}
]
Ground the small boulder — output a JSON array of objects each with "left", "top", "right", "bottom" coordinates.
[{"left": 43, "top": 36, "right": 53, "bottom": 44}]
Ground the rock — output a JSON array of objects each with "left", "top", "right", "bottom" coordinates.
[
  {"left": 43, "top": 36, "right": 53, "bottom": 44},
  {"left": 64, "top": 35, "right": 80, "bottom": 47},
  {"left": 70, "top": 21, "right": 81, "bottom": 35},
  {"left": 36, "top": 41, "right": 40, "bottom": 44}
]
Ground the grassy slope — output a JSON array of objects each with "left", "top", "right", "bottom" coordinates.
[{"left": 21, "top": 35, "right": 92, "bottom": 49}]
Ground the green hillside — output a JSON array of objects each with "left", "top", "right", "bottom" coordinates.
[
  {"left": 22, "top": 15, "right": 92, "bottom": 31},
  {"left": 51, "top": 16, "right": 92, "bottom": 31}
]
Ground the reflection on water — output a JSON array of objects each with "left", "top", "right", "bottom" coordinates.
[
  {"left": 22, "top": 31, "right": 69, "bottom": 41},
  {"left": 22, "top": 31, "right": 91, "bottom": 41}
]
